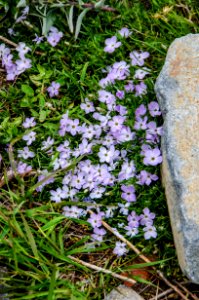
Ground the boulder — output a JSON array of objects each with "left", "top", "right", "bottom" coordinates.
[
  {"left": 155, "top": 34, "right": 199, "bottom": 283},
  {"left": 104, "top": 285, "right": 144, "bottom": 300}
]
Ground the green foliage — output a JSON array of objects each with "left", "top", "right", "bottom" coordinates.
[{"left": 1, "top": 0, "right": 199, "bottom": 298}]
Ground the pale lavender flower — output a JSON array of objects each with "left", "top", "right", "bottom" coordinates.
[
  {"left": 118, "top": 202, "right": 130, "bottom": 215},
  {"left": 148, "top": 101, "right": 161, "bottom": 117},
  {"left": 8, "top": 28, "right": 16, "bottom": 36},
  {"left": 116, "top": 90, "right": 125, "bottom": 99},
  {"left": 63, "top": 206, "right": 84, "bottom": 218},
  {"left": 108, "top": 116, "right": 125, "bottom": 133},
  {"left": 17, "top": 161, "right": 32, "bottom": 174},
  {"left": 135, "top": 104, "right": 147, "bottom": 117},
  {"left": 115, "top": 105, "right": 127, "bottom": 116},
  {"left": 118, "top": 27, "right": 132, "bottom": 38},
  {"left": 50, "top": 187, "right": 65, "bottom": 203},
  {"left": 127, "top": 211, "right": 140, "bottom": 227},
  {"left": 143, "top": 148, "right": 162, "bottom": 166},
  {"left": 113, "top": 241, "right": 128, "bottom": 256},
  {"left": 124, "top": 225, "right": 139, "bottom": 238},
  {"left": 33, "top": 34, "right": 44, "bottom": 44},
  {"left": 136, "top": 170, "right": 158, "bottom": 186},
  {"left": 134, "top": 68, "right": 150, "bottom": 79},
  {"left": 135, "top": 82, "right": 147, "bottom": 96},
  {"left": 22, "top": 117, "right": 36, "bottom": 128},
  {"left": 98, "top": 90, "right": 116, "bottom": 105},
  {"left": 121, "top": 185, "right": 136, "bottom": 202},
  {"left": 113, "top": 126, "right": 135, "bottom": 143},
  {"left": 134, "top": 116, "right": 148, "bottom": 130},
  {"left": 130, "top": 50, "right": 150, "bottom": 66},
  {"left": 22, "top": 131, "right": 36, "bottom": 145},
  {"left": 140, "top": 208, "right": 155, "bottom": 226},
  {"left": 90, "top": 187, "right": 106, "bottom": 199},
  {"left": 17, "top": 147, "right": 35, "bottom": 159},
  {"left": 47, "top": 81, "right": 60, "bottom": 98},
  {"left": 67, "top": 119, "right": 80, "bottom": 136},
  {"left": 47, "top": 27, "right": 63, "bottom": 47},
  {"left": 87, "top": 213, "right": 103, "bottom": 228},
  {"left": 41, "top": 137, "right": 54, "bottom": 150},
  {"left": 16, "top": 42, "right": 31, "bottom": 57},
  {"left": 118, "top": 160, "right": 136, "bottom": 181},
  {"left": 80, "top": 99, "right": 95, "bottom": 113},
  {"left": 91, "top": 227, "right": 107, "bottom": 242},
  {"left": 104, "top": 36, "right": 121, "bottom": 53},
  {"left": 124, "top": 81, "right": 134, "bottom": 93},
  {"left": 143, "top": 225, "right": 157, "bottom": 240},
  {"left": 98, "top": 146, "right": 120, "bottom": 164},
  {"left": 16, "top": 57, "right": 32, "bottom": 73}
]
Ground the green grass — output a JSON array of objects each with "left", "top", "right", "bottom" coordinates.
[{"left": 1, "top": 0, "right": 199, "bottom": 299}]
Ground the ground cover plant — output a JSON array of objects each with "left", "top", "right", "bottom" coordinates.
[{"left": 1, "top": 0, "right": 199, "bottom": 299}]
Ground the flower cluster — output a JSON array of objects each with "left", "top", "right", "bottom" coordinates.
[
  {"left": 12, "top": 27, "right": 162, "bottom": 257},
  {"left": 0, "top": 42, "right": 31, "bottom": 80}
]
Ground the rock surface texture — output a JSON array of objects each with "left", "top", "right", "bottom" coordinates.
[
  {"left": 155, "top": 34, "right": 199, "bottom": 283},
  {"left": 104, "top": 285, "right": 144, "bottom": 300}
]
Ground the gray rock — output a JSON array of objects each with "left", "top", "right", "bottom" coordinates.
[
  {"left": 155, "top": 33, "right": 199, "bottom": 283},
  {"left": 104, "top": 285, "right": 144, "bottom": 300}
]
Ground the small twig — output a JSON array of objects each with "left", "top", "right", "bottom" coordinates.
[
  {"left": 173, "top": 280, "right": 199, "bottom": 300},
  {"left": 0, "top": 35, "right": 17, "bottom": 47},
  {"left": 68, "top": 255, "right": 136, "bottom": 285},
  {"left": 149, "top": 288, "right": 173, "bottom": 300},
  {"left": 89, "top": 212, "right": 189, "bottom": 300}
]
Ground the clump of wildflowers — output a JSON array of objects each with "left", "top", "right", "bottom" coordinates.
[
  {"left": 0, "top": 42, "right": 31, "bottom": 80},
  {"left": 6, "top": 27, "right": 163, "bottom": 258}
]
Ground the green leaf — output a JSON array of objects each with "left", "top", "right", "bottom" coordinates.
[
  {"left": 68, "top": 5, "right": 74, "bottom": 33},
  {"left": 21, "top": 214, "right": 39, "bottom": 260},
  {"left": 80, "top": 62, "right": 89, "bottom": 83},
  {"left": 38, "top": 95, "right": 46, "bottom": 108},
  {"left": 17, "top": 0, "right": 27, "bottom": 7},
  {"left": 39, "top": 110, "right": 47, "bottom": 122},
  {"left": 48, "top": 268, "right": 56, "bottom": 300},
  {"left": 20, "top": 98, "right": 31, "bottom": 107},
  {"left": 21, "top": 85, "right": 34, "bottom": 97},
  {"left": 95, "top": 0, "right": 106, "bottom": 8},
  {"left": 41, "top": 216, "right": 65, "bottom": 231},
  {"left": 75, "top": 8, "right": 90, "bottom": 40}
]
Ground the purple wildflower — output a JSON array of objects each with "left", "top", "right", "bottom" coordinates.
[
  {"left": 113, "top": 241, "right": 128, "bottom": 256},
  {"left": 137, "top": 170, "right": 158, "bottom": 186},
  {"left": 17, "top": 161, "right": 32, "bottom": 174},
  {"left": 121, "top": 185, "right": 136, "bottom": 202},
  {"left": 80, "top": 99, "right": 95, "bottom": 113},
  {"left": 143, "top": 225, "right": 157, "bottom": 240},
  {"left": 104, "top": 36, "right": 121, "bottom": 53},
  {"left": 148, "top": 101, "right": 161, "bottom": 117},
  {"left": 116, "top": 90, "right": 125, "bottom": 99},
  {"left": 87, "top": 213, "right": 103, "bottom": 228},
  {"left": 118, "top": 27, "right": 132, "bottom": 38},
  {"left": 17, "top": 147, "right": 35, "bottom": 159},
  {"left": 143, "top": 148, "right": 162, "bottom": 166},
  {"left": 140, "top": 208, "right": 155, "bottom": 226},
  {"left": 135, "top": 81, "right": 147, "bottom": 96},
  {"left": 47, "top": 81, "right": 60, "bottom": 98},
  {"left": 22, "top": 117, "right": 36, "bottom": 128},
  {"left": 130, "top": 50, "right": 150, "bottom": 66},
  {"left": 32, "top": 34, "right": 44, "bottom": 44},
  {"left": 22, "top": 131, "right": 36, "bottom": 145},
  {"left": 91, "top": 227, "right": 107, "bottom": 242},
  {"left": 47, "top": 27, "right": 63, "bottom": 47},
  {"left": 135, "top": 104, "right": 147, "bottom": 118}
]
